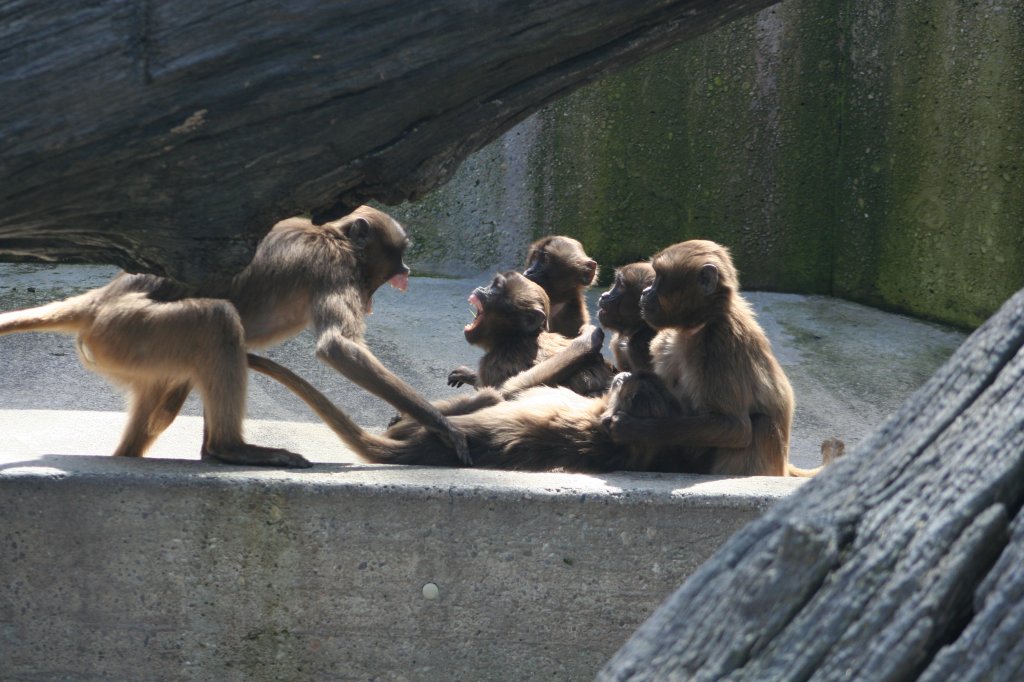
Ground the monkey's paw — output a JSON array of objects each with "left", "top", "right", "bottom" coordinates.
[
  {"left": 436, "top": 420, "right": 473, "bottom": 466},
  {"left": 447, "top": 366, "right": 478, "bottom": 388},
  {"left": 602, "top": 413, "right": 650, "bottom": 445},
  {"left": 572, "top": 325, "right": 605, "bottom": 355}
]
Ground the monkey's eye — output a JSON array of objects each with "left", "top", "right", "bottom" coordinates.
[{"left": 492, "top": 275, "right": 504, "bottom": 289}]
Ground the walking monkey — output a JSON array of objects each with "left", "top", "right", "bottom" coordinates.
[{"left": 0, "top": 206, "right": 469, "bottom": 467}]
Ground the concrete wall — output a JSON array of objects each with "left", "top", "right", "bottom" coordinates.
[
  {"left": 393, "top": 0, "right": 1024, "bottom": 328},
  {"left": 0, "top": 455, "right": 801, "bottom": 681}
]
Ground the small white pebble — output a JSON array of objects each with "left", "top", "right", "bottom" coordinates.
[{"left": 422, "top": 583, "right": 440, "bottom": 600}]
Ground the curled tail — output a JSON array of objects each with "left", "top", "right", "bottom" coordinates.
[
  {"left": 0, "top": 300, "right": 89, "bottom": 336},
  {"left": 785, "top": 462, "right": 822, "bottom": 477},
  {"left": 245, "top": 353, "right": 459, "bottom": 466}
]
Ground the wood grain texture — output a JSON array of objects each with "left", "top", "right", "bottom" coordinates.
[
  {"left": 600, "top": 287, "right": 1024, "bottom": 681},
  {"left": 0, "top": 0, "right": 778, "bottom": 284}
]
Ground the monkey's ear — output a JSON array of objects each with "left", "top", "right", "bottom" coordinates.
[
  {"left": 343, "top": 217, "right": 371, "bottom": 246},
  {"left": 698, "top": 263, "right": 719, "bottom": 296},
  {"left": 581, "top": 259, "right": 599, "bottom": 285},
  {"left": 525, "top": 307, "right": 547, "bottom": 333}
]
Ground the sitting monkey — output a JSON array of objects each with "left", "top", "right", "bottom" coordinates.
[{"left": 447, "top": 271, "right": 613, "bottom": 397}]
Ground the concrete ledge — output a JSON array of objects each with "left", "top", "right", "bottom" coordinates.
[{"left": 0, "top": 455, "right": 802, "bottom": 681}]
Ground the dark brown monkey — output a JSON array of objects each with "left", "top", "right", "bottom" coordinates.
[
  {"left": 446, "top": 271, "right": 613, "bottom": 397},
  {"left": 597, "top": 262, "right": 657, "bottom": 373},
  {"left": 523, "top": 236, "right": 598, "bottom": 337},
  {"left": 250, "top": 352, "right": 682, "bottom": 473},
  {"left": 604, "top": 239, "right": 817, "bottom": 477},
  {"left": 0, "top": 206, "right": 469, "bottom": 467}
]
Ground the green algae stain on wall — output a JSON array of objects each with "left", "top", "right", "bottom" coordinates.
[
  {"left": 536, "top": 2, "right": 840, "bottom": 292},
  {"left": 393, "top": 0, "right": 1022, "bottom": 328},
  {"left": 834, "top": 0, "right": 1024, "bottom": 327}
]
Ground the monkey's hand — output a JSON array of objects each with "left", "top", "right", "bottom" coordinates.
[
  {"left": 447, "top": 365, "right": 479, "bottom": 388},
  {"left": 603, "top": 413, "right": 655, "bottom": 446},
  {"left": 433, "top": 419, "right": 473, "bottom": 465},
  {"left": 571, "top": 325, "right": 605, "bottom": 356}
]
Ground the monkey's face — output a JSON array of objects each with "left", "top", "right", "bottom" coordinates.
[
  {"left": 640, "top": 241, "right": 735, "bottom": 330},
  {"left": 602, "top": 371, "right": 680, "bottom": 422},
  {"left": 463, "top": 271, "right": 549, "bottom": 347},
  {"left": 523, "top": 236, "right": 598, "bottom": 302},
  {"left": 597, "top": 262, "right": 655, "bottom": 332},
  {"left": 345, "top": 206, "right": 412, "bottom": 304}
]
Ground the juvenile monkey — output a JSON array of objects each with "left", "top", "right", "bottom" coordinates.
[
  {"left": 446, "top": 271, "right": 614, "bottom": 396},
  {"left": 605, "top": 240, "right": 817, "bottom": 477},
  {"left": 250, "top": 352, "right": 682, "bottom": 473},
  {"left": 523, "top": 236, "right": 598, "bottom": 337},
  {"left": 597, "top": 262, "right": 657, "bottom": 373},
  {"left": 0, "top": 206, "right": 469, "bottom": 467}
]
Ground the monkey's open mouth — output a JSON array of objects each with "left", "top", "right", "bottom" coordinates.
[{"left": 464, "top": 294, "right": 485, "bottom": 332}]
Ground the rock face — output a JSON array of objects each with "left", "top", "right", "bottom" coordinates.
[
  {"left": 600, "top": 285, "right": 1024, "bottom": 681},
  {"left": 0, "top": 0, "right": 779, "bottom": 285}
]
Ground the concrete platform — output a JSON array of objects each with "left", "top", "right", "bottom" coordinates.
[{"left": 0, "top": 263, "right": 966, "bottom": 680}]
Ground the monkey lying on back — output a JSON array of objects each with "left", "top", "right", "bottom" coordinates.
[
  {"left": 597, "top": 262, "right": 657, "bottom": 373},
  {"left": 0, "top": 206, "right": 469, "bottom": 467},
  {"left": 447, "top": 271, "right": 614, "bottom": 396},
  {"left": 251, "top": 351, "right": 683, "bottom": 473},
  {"left": 523, "top": 236, "right": 599, "bottom": 338}
]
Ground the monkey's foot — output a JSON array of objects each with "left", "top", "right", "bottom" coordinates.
[{"left": 202, "top": 444, "right": 313, "bottom": 469}]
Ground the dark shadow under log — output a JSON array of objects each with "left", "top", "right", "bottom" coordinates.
[
  {"left": 601, "top": 286, "right": 1024, "bottom": 681},
  {"left": 0, "top": 0, "right": 778, "bottom": 285}
]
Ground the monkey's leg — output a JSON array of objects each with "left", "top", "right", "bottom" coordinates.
[
  {"left": 112, "top": 381, "right": 191, "bottom": 457},
  {"left": 192, "top": 317, "right": 311, "bottom": 469}
]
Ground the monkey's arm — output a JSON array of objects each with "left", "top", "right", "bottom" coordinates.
[
  {"left": 499, "top": 326, "right": 605, "bottom": 397},
  {"left": 313, "top": 322, "right": 472, "bottom": 464},
  {"left": 605, "top": 411, "right": 752, "bottom": 450}
]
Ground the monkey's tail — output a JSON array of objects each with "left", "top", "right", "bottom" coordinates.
[
  {"left": 246, "top": 353, "right": 397, "bottom": 459},
  {"left": 246, "top": 353, "right": 459, "bottom": 466},
  {"left": 0, "top": 300, "right": 88, "bottom": 336},
  {"left": 785, "top": 462, "right": 822, "bottom": 477}
]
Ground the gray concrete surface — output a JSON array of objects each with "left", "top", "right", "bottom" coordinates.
[
  {"left": 0, "top": 263, "right": 965, "bottom": 468},
  {"left": 0, "top": 455, "right": 799, "bottom": 681},
  {"left": 0, "top": 263, "right": 966, "bottom": 680}
]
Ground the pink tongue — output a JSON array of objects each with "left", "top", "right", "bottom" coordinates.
[{"left": 389, "top": 272, "right": 409, "bottom": 292}]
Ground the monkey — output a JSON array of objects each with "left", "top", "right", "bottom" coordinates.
[
  {"left": 0, "top": 206, "right": 469, "bottom": 468},
  {"left": 603, "top": 239, "right": 818, "bottom": 477},
  {"left": 249, "top": 349, "right": 684, "bottom": 473},
  {"left": 446, "top": 271, "right": 614, "bottom": 397},
  {"left": 523, "top": 235, "right": 599, "bottom": 338},
  {"left": 597, "top": 262, "right": 657, "bottom": 373},
  {"left": 820, "top": 437, "right": 846, "bottom": 466}
]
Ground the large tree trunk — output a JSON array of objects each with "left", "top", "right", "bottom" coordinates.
[
  {"left": 0, "top": 0, "right": 778, "bottom": 285},
  {"left": 600, "top": 287, "right": 1024, "bottom": 681}
]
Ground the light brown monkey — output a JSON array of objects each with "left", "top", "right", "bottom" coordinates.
[
  {"left": 597, "top": 262, "right": 657, "bottom": 373},
  {"left": 523, "top": 236, "right": 598, "bottom": 337},
  {"left": 250, "top": 351, "right": 683, "bottom": 473},
  {"left": 0, "top": 206, "right": 469, "bottom": 467},
  {"left": 447, "top": 271, "right": 614, "bottom": 396},
  {"left": 605, "top": 239, "right": 817, "bottom": 477}
]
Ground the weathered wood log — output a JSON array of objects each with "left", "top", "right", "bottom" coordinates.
[
  {"left": 600, "top": 287, "right": 1024, "bottom": 680},
  {"left": 0, "top": 0, "right": 778, "bottom": 285}
]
